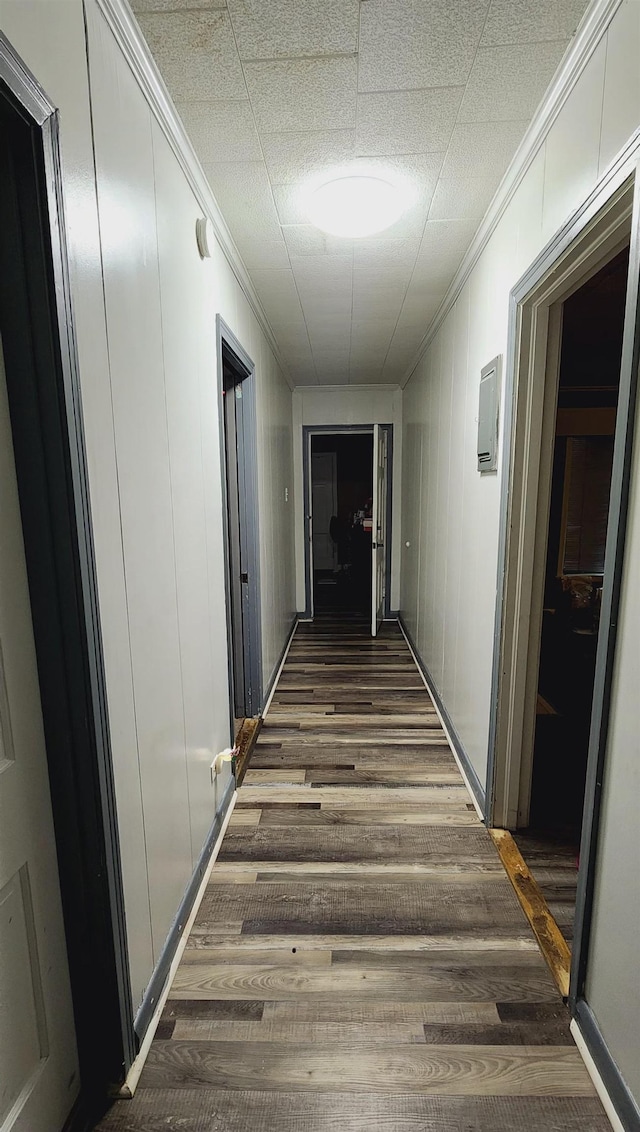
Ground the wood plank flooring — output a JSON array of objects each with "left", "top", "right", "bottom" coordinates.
[{"left": 96, "top": 616, "right": 608, "bottom": 1131}]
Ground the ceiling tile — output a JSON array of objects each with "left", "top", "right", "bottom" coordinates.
[
  {"left": 349, "top": 366, "right": 385, "bottom": 384},
  {"left": 429, "top": 171, "right": 505, "bottom": 221},
  {"left": 394, "top": 287, "right": 444, "bottom": 332},
  {"left": 261, "top": 129, "right": 356, "bottom": 185},
  {"left": 358, "top": 0, "right": 489, "bottom": 92},
  {"left": 429, "top": 121, "right": 528, "bottom": 219},
  {"left": 132, "top": 0, "right": 225, "bottom": 10},
  {"left": 177, "top": 101, "right": 262, "bottom": 163},
  {"left": 282, "top": 226, "right": 355, "bottom": 257},
  {"left": 458, "top": 43, "right": 570, "bottom": 123},
  {"left": 353, "top": 237, "right": 420, "bottom": 282},
  {"left": 292, "top": 255, "right": 353, "bottom": 322},
  {"left": 351, "top": 279, "right": 407, "bottom": 323},
  {"left": 356, "top": 88, "right": 463, "bottom": 157},
  {"left": 350, "top": 316, "right": 397, "bottom": 351},
  {"left": 227, "top": 0, "right": 359, "bottom": 61},
  {"left": 381, "top": 336, "right": 422, "bottom": 382},
  {"left": 136, "top": 10, "right": 246, "bottom": 101},
  {"left": 249, "top": 267, "right": 309, "bottom": 333},
  {"left": 244, "top": 57, "right": 357, "bottom": 133},
  {"left": 481, "top": 0, "right": 590, "bottom": 46},
  {"left": 204, "top": 161, "right": 290, "bottom": 268},
  {"left": 413, "top": 220, "right": 478, "bottom": 289}
]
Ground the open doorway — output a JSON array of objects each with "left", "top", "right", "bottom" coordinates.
[
  {"left": 311, "top": 432, "right": 374, "bottom": 614},
  {"left": 218, "top": 320, "right": 262, "bottom": 729},
  {"left": 303, "top": 425, "right": 393, "bottom": 632},
  {"left": 514, "top": 247, "right": 629, "bottom": 948},
  {"left": 488, "top": 168, "right": 640, "bottom": 1009}
]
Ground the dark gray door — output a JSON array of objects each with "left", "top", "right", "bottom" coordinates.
[{"left": 221, "top": 334, "right": 262, "bottom": 720}]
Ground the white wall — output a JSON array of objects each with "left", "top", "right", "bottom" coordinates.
[
  {"left": 0, "top": 0, "right": 294, "bottom": 1015},
  {"left": 400, "top": 0, "right": 640, "bottom": 1113},
  {"left": 293, "top": 385, "right": 403, "bottom": 612}
]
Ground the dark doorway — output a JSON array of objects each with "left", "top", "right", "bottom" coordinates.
[
  {"left": 311, "top": 433, "right": 374, "bottom": 614},
  {"left": 219, "top": 324, "right": 262, "bottom": 725},
  {"left": 514, "top": 246, "right": 629, "bottom": 947}
]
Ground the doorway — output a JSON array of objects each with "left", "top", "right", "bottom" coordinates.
[
  {"left": 514, "top": 247, "right": 628, "bottom": 948},
  {"left": 303, "top": 424, "right": 393, "bottom": 634},
  {"left": 311, "top": 432, "right": 374, "bottom": 615},
  {"left": 488, "top": 165, "right": 640, "bottom": 1010},
  {"left": 218, "top": 320, "right": 262, "bottom": 727}
]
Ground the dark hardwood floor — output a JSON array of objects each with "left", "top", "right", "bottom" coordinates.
[{"left": 96, "top": 616, "right": 608, "bottom": 1131}]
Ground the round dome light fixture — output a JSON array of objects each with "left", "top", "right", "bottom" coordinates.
[{"left": 305, "top": 175, "right": 408, "bottom": 238}]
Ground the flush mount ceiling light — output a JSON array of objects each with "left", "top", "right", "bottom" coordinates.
[{"left": 305, "top": 175, "right": 408, "bottom": 238}]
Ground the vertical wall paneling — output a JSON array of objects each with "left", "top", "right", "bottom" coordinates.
[{"left": 87, "top": 10, "right": 193, "bottom": 962}]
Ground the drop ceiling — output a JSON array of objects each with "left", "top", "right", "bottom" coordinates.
[{"left": 130, "top": 0, "right": 591, "bottom": 387}]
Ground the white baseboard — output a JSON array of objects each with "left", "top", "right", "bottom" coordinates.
[
  {"left": 570, "top": 1018, "right": 625, "bottom": 1132},
  {"left": 117, "top": 791, "right": 237, "bottom": 1098}
]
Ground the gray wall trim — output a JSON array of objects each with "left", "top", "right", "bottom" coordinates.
[
  {"left": 398, "top": 614, "right": 486, "bottom": 816},
  {"left": 574, "top": 999, "right": 640, "bottom": 1131},
  {"left": 134, "top": 776, "right": 235, "bottom": 1041},
  {"left": 261, "top": 614, "right": 297, "bottom": 712},
  {"left": 302, "top": 423, "right": 393, "bottom": 620},
  {"left": 216, "top": 316, "right": 263, "bottom": 722}
]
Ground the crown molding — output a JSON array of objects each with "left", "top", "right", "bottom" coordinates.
[
  {"left": 91, "top": 0, "right": 293, "bottom": 389},
  {"left": 400, "top": 0, "right": 624, "bottom": 388}
]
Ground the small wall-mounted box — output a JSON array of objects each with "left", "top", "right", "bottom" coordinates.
[{"left": 477, "top": 356, "right": 501, "bottom": 473}]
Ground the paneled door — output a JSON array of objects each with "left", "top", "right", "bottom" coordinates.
[
  {"left": 0, "top": 340, "right": 79, "bottom": 1130},
  {"left": 371, "top": 424, "right": 388, "bottom": 636}
]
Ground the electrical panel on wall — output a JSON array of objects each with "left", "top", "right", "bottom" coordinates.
[{"left": 477, "top": 356, "right": 501, "bottom": 473}]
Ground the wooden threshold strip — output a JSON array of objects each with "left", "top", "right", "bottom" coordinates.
[
  {"left": 489, "top": 828, "right": 571, "bottom": 999},
  {"left": 234, "top": 717, "right": 263, "bottom": 785}
]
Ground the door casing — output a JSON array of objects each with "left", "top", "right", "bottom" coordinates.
[
  {"left": 302, "top": 424, "right": 394, "bottom": 622},
  {"left": 486, "top": 136, "right": 640, "bottom": 1011},
  {"left": 216, "top": 317, "right": 263, "bottom": 725}
]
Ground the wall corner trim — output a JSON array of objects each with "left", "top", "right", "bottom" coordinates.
[
  {"left": 400, "top": 0, "right": 624, "bottom": 387},
  {"left": 92, "top": 0, "right": 293, "bottom": 390},
  {"left": 571, "top": 1003, "right": 640, "bottom": 1132},
  {"left": 397, "top": 615, "right": 486, "bottom": 819}
]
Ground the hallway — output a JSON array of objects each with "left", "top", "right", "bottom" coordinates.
[{"left": 97, "top": 618, "right": 607, "bottom": 1131}]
